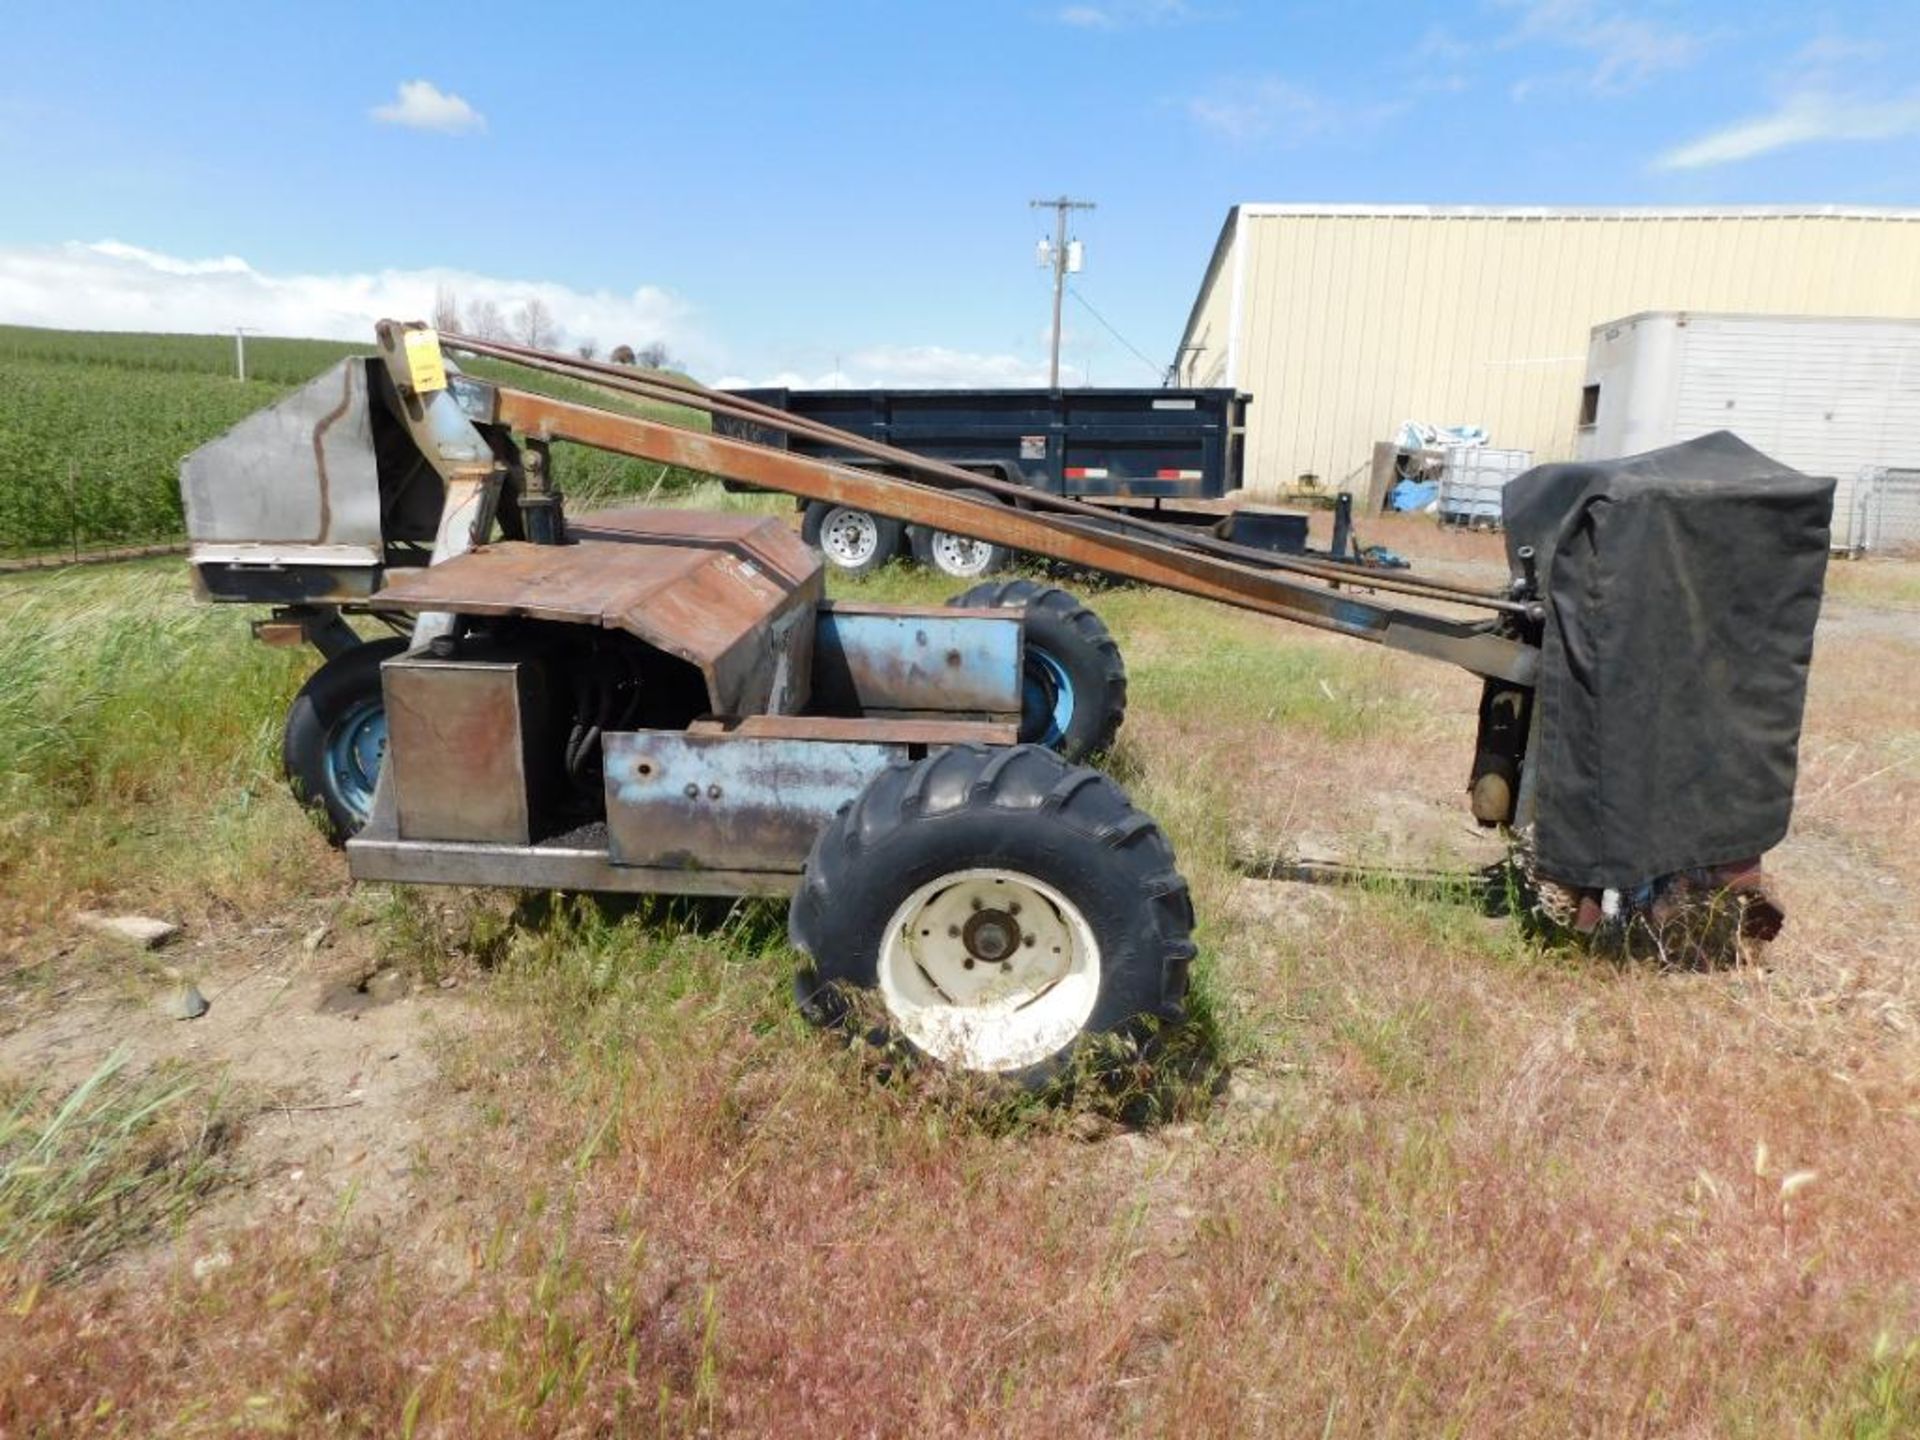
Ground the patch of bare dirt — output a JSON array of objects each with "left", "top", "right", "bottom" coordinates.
[{"left": 0, "top": 901, "right": 478, "bottom": 1249}]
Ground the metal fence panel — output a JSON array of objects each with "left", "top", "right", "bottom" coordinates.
[{"left": 1838, "top": 468, "right": 1920, "bottom": 554}]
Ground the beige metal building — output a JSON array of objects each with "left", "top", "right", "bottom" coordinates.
[{"left": 1173, "top": 205, "right": 1920, "bottom": 495}]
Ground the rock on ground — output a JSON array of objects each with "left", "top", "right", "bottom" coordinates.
[{"left": 77, "top": 912, "right": 180, "bottom": 950}]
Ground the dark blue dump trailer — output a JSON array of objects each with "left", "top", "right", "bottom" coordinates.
[{"left": 716, "top": 386, "right": 1364, "bottom": 579}]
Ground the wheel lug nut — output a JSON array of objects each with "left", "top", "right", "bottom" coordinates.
[
  {"left": 948, "top": 925, "right": 960, "bottom": 937},
  {"left": 1023, "top": 934, "right": 1035, "bottom": 947},
  {"left": 969, "top": 898, "right": 982, "bottom": 911},
  {"left": 963, "top": 958, "right": 975, "bottom": 970},
  {"left": 1009, "top": 902, "right": 1021, "bottom": 916}
]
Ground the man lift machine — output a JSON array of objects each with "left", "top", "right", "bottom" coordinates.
[{"left": 179, "top": 323, "right": 1832, "bottom": 1084}]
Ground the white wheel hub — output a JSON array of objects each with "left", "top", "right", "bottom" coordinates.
[
  {"left": 819, "top": 507, "right": 881, "bottom": 568},
  {"left": 878, "top": 868, "right": 1101, "bottom": 1072},
  {"left": 929, "top": 529, "right": 997, "bottom": 577}
]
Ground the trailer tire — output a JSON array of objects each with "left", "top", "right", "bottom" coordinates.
[
  {"left": 946, "top": 579, "right": 1126, "bottom": 760},
  {"left": 283, "top": 636, "right": 406, "bottom": 846},
  {"left": 801, "top": 501, "right": 903, "bottom": 579},
  {"left": 908, "top": 489, "right": 1012, "bottom": 580},
  {"left": 791, "top": 743, "right": 1193, "bottom": 1086}
]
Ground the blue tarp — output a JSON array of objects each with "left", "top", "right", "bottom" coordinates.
[{"left": 1387, "top": 480, "right": 1438, "bottom": 512}]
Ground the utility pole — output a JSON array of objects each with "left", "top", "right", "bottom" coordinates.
[{"left": 1031, "top": 195, "right": 1095, "bottom": 388}]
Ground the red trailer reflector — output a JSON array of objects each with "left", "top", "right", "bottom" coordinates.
[
  {"left": 1156, "top": 469, "right": 1204, "bottom": 480},
  {"left": 1063, "top": 467, "right": 1109, "bottom": 480}
]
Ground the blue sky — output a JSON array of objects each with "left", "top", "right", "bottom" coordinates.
[{"left": 1, "top": 1, "right": 1916, "bottom": 385}]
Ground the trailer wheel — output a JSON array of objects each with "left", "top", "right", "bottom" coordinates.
[
  {"left": 791, "top": 744, "right": 1193, "bottom": 1085},
  {"left": 908, "top": 489, "right": 1011, "bottom": 580},
  {"left": 946, "top": 579, "right": 1127, "bottom": 760},
  {"left": 283, "top": 636, "right": 406, "bottom": 845},
  {"left": 801, "top": 501, "right": 903, "bottom": 579}
]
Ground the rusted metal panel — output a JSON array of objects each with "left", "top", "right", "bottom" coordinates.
[
  {"left": 687, "top": 714, "right": 1019, "bottom": 746},
  {"left": 376, "top": 536, "right": 711, "bottom": 619},
  {"left": 345, "top": 760, "right": 795, "bottom": 895},
  {"left": 370, "top": 513, "right": 826, "bottom": 713},
  {"left": 383, "top": 657, "right": 545, "bottom": 844},
  {"left": 603, "top": 731, "right": 905, "bottom": 872},
  {"left": 570, "top": 505, "right": 819, "bottom": 588},
  {"left": 624, "top": 537, "right": 820, "bottom": 714},
  {"left": 250, "top": 620, "right": 310, "bottom": 648},
  {"left": 810, "top": 604, "right": 1022, "bottom": 718}
]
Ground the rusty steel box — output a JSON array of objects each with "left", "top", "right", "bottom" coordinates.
[
  {"left": 809, "top": 605, "right": 1022, "bottom": 719},
  {"left": 383, "top": 655, "right": 549, "bottom": 844},
  {"left": 602, "top": 731, "right": 906, "bottom": 873}
]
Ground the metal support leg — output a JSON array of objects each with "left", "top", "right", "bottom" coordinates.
[{"left": 1332, "top": 492, "right": 1354, "bottom": 561}]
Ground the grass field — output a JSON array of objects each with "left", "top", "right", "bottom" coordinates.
[
  {"left": 0, "top": 325, "right": 714, "bottom": 558},
  {"left": 1, "top": 520, "right": 1917, "bottom": 1435}
]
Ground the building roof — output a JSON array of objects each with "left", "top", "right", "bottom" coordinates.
[{"left": 1232, "top": 203, "right": 1920, "bottom": 221}]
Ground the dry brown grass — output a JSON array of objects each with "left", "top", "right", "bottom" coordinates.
[
  {"left": 1825, "top": 557, "right": 1920, "bottom": 611},
  {"left": 2, "top": 548, "right": 1918, "bottom": 1436}
]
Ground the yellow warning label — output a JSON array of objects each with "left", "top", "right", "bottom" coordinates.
[{"left": 403, "top": 328, "right": 448, "bottom": 393}]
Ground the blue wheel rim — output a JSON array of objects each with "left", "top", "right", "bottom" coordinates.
[
  {"left": 326, "top": 698, "right": 387, "bottom": 824},
  {"left": 1022, "top": 649, "right": 1074, "bottom": 750}
]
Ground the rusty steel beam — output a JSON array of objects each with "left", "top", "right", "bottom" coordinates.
[
  {"left": 443, "top": 331, "right": 1524, "bottom": 612},
  {"left": 486, "top": 384, "right": 1537, "bottom": 685}
]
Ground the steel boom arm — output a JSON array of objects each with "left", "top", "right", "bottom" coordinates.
[{"left": 482, "top": 384, "right": 1536, "bottom": 686}]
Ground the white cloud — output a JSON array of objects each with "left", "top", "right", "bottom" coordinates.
[
  {"left": 716, "top": 344, "right": 1079, "bottom": 391},
  {"left": 1055, "top": 0, "right": 1193, "bottom": 29},
  {"left": 1187, "top": 77, "right": 1403, "bottom": 144},
  {"left": 370, "top": 79, "right": 486, "bottom": 135},
  {"left": 0, "top": 240, "right": 708, "bottom": 368},
  {"left": 1189, "top": 78, "right": 1322, "bottom": 142},
  {"left": 1652, "top": 33, "right": 1920, "bottom": 169},
  {"left": 1503, "top": 0, "right": 1700, "bottom": 96},
  {"left": 0, "top": 242, "right": 1096, "bottom": 391},
  {"left": 1656, "top": 89, "right": 1920, "bottom": 169}
]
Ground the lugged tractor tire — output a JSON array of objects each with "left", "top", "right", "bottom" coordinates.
[
  {"left": 282, "top": 637, "right": 406, "bottom": 846},
  {"left": 790, "top": 743, "right": 1194, "bottom": 1087},
  {"left": 907, "top": 488, "right": 1012, "bottom": 580},
  {"left": 946, "top": 578, "right": 1126, "bottom": 761},
  {"left": 801, "top": 500, "right": 904, "bottom": 579}
]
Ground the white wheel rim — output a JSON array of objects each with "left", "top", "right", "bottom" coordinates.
[
  {"left": 929, "top": 530, "right": 996, "bottom": 577},
  {"left": 820, "top": 507, "right": 880, "bottom": 567},
  {"left": 878, "top": 867, "right": 1101, "bottom": 1073}
]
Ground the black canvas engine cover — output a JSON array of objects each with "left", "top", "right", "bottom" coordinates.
[{"left": 1502, "top": 432, "right": 1833, "bottom": 891}]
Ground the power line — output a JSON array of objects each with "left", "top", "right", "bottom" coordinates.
[{"left": 1066, "top": 285, "right": 1164, "bottom": 383}]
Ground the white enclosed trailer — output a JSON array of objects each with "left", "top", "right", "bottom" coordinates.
[{"left": 1575, "top": 311, "right": 1920, "bottom": 549}]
